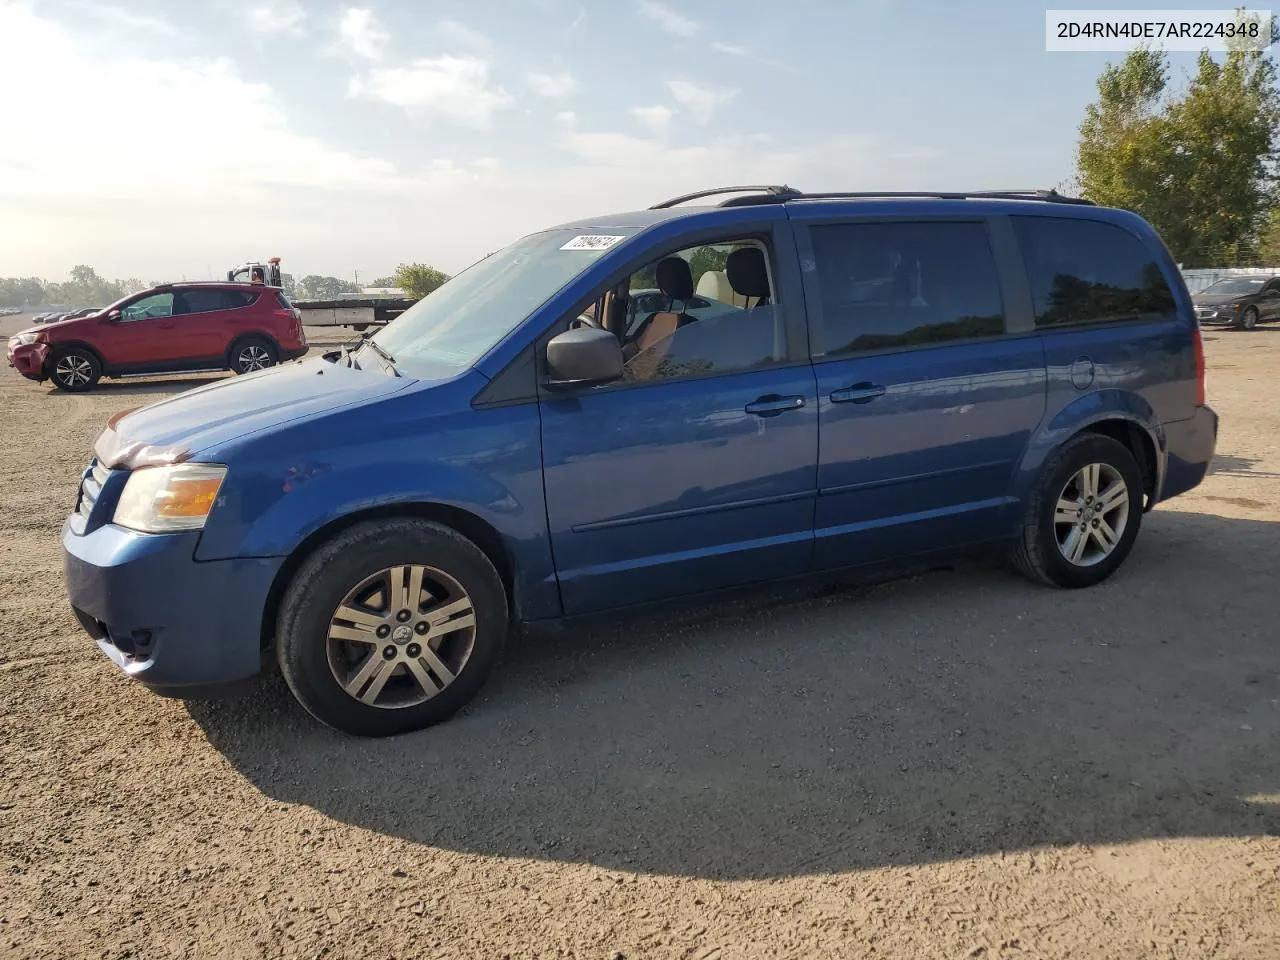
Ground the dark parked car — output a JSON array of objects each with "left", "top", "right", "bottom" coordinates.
[
  {"left": 1192, "top": 275, "right": 1280, "bottom": 329},
  {"left": 61, "top": 186, "right": 1216, "bottom": 737}
]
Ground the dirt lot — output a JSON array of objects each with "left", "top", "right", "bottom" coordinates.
[{"left": 1, "top": 320, "right": 1278, "bottom": 960}]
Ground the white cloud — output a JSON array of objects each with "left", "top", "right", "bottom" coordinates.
[
  {"left": 337, "top": 7, "right": 388, "bottom": 59},
  {"left": 0, "top": 4, "right": 941, "bottom": 284},
  {"left": 349, "top": 56, "right": 513, "bottom": 127},
  {"left": 631, "top": 105, "right": 674, "bottom": 135},
  {"left": 666, "top": 80, "right": 737, "bottom": 124},
  {"left": 437, "top": 19, "right": 492, "bottom": 52},
  {"left": 637, "top": 0, "right": 699, "bottom": 37},
  {"left": 554, "top": 110, "right": 577, "bottom": 124},
  {"left": 526, "top": 70, "right": 576, "bottom": 98},
  {"left": 68, "top": 1, "right": 175, "bottom": 35},
  {"left": 247, "top": 0, "right": 305, "bottom": 34},
  {"left": 711, "top": 41, "right": 794, "bottom": 71}
]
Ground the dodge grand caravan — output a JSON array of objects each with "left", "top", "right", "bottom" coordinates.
[{"left": 61, "top": 187, "right": 1218, "bottom": 737}]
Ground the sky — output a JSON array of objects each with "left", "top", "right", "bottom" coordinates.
[{"left": 0, "top": 0, "right": 1237, "bottom": 283}]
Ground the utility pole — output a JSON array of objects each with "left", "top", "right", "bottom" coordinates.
[{"left": 353, "top": 269, "right": 360, "bottom": 292}]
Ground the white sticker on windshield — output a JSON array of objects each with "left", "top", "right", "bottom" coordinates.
[{"left": 560, "top": 235, "right": 626, "bottom": 251}]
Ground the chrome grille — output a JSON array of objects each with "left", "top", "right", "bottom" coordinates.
[{"left": 77, "top": 460, "right": 111, "bottom": 521}]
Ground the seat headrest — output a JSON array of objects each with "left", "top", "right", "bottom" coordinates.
[
  {"left": 656, "top": 257, "right": 694, "bottom": 301},
  {"left": 726, "top": 247, "right": 770, "bottom": 299}
]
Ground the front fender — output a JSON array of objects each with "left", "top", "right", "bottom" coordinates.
[
  {"left": 193, "top": 396, "right": 559, "bottom": 619},
  {"left": 1013, "top": 388, "right": 1166, "bottom": 504}
]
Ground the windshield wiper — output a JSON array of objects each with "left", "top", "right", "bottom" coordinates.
[{"left": 359, "top": 335, "right": 399, "bottom": 376}]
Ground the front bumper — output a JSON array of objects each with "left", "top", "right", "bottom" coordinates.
[
  {"left": 7, "top": 341, "right": 48, "bottom": 380},
  {"left": 1159, "top": 404, "right": 1218, "bottom": 503},
  {"left": 62, "top": 519, "right": 283, "bottom": 697},
  {"left": 1195, "top": 308, "right": 1242, "bottom": 326}
]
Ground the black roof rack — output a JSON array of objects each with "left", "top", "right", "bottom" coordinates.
[
  {"left": 649, "top": 185, "right": 800, "bottom": 209},
  {"left": 652, "top": 186, "right": 1094, "bottom": 209}
]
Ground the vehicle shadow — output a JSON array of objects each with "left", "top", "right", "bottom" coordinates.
[
  {"left": 42, "top": 375, "right": 228, "bottom": 397},
  {"left": 188, "top": 510, "right": 1280, "bottom": 880},
  {"left": 1209, "top": 454, "right": 1280, "bottom": 480}
]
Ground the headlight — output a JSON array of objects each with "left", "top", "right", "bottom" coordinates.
[
  {"left": 14, "top": 331, "right": 46, "bottom": 346},
  {"left": 113, "top": 463, "right": 227, "bottom": 533}
]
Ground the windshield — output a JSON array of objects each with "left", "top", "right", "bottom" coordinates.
[
  {"left": 1201, "top": 277, "right": 1267, "bottom": 296},
  {"left": 370, "top": 228, "right": 637, "bottom": 379}
]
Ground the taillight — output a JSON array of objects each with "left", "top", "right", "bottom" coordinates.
[{"left": 1192, "top": 321, "right": 1207, "bottom": 406}]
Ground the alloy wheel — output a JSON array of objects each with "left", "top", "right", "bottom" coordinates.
[
  {"left": 326, "top": 565, "right": 477, "bottom": 709},
  {"left": 54, "top": 354, "right": 94, "bottom": 387},
  {"left": 1053, "top": 462, "right": 1130, "bottom": 567},
  {"left": 238, "top": 345, "right": 272, "bottom": 371}
]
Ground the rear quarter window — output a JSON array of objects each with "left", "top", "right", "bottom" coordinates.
[
  {"left": 1013, "top": 216, "right": 1176, "bottom": 327},
  {"left": 180, "top": 289, "right": 258, "bottom": 313}
]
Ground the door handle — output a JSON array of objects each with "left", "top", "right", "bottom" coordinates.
[
  {"left": 830, "top": 382, "right": 886, "bottom": 404},
  {"left": 745, "top": 394, "right": 806, "bottom": 417},
  {"left": 157, "top": 323, "right": 174, "bottom": 330}
]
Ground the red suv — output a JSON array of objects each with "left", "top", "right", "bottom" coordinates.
[{"left": 6, "top": 283, "right": 308, "bottom": 392}]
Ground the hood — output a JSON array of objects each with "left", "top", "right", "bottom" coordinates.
[
  {"left": 95, "top": 357, "right": 414, "bottom": 468},
  {"left": 1192, "top": 292, "right": 1250, "bottom": 305}
]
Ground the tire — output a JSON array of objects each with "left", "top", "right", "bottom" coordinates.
[
  {"left": 47, "top": 346, "right": 101, "bottom": 392},
  {"left": 351, "top": 323, "right": 369, "bottom": 332},
  {"left": 1012, "top": 433, "right": 1145, "bottom": 589},
  {"left": 1241, "top": 306, "right": 1259, "bottom": 330},
  {"left": 230, "top": 336, "right": 278, "bottom": 374},
  {"left": 275, "top": 519, "right": 509, "bottom": 737}
]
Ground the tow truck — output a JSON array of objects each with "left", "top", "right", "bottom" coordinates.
[{"left": 226, "top": 258, "right": 418, "bottom": 332}]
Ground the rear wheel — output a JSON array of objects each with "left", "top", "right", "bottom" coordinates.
[
  {"left": 47, "top": 347, "right": 101, "bottom": 392},
  {"left": 231, "top": 336, "right": 277, "bottom": 374},
  {"left": 1012, "top": 433, "right": 1144, "bottom": 588},
  {"left": 275, "top": 519, "right": 508, "bottom": 737}
]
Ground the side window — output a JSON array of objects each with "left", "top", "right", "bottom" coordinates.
[
  {"left": 616, "top": 238, "right": 785, "bottom": 385},
  {"left": 119, "top": 292, "right": 174, "bottom": 322},
  {"left": 1013, "top": 216, "right": 1175, "bottom": 327},
  {"left": 180, "top": 289, "right": 256, "bottom": 314},
  {"left": 810, "top": 221, "right": 1005, "bottom": 356}
]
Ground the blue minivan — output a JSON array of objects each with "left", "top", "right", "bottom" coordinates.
[{"left": 62, "top": 187, "right": 1218, "bottom": 737}]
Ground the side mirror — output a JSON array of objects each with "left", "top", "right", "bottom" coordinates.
[
  {"left": 544, "top": 326, "right": 623, "bottom": 389},
  {"left": 106, "top": 308, "right": 122, "bottom": 321}
]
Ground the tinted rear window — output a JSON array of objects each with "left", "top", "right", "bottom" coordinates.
[
  {"left": 1013, "top": 216, "right": 1175, "bottom": 327},
  {"left": 181, "top": 289, "right": 257, "bottom": 313},
  {"left": 810, "top": 221, "right": 1006, "bottom": 356}
]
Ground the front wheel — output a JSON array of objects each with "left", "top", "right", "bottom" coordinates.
[
  {"left": 1012, "top": 433, "right": 1145, "bottom": 589},
  {"left": 48, "top": 347, "right": 101, "bottom": 392},
  {"left": 1241, "top": 306, "right": 1260, "bottom": 330},
  {"left": 275, "top": 519, "right": 509, "bottom": 737},
  {"left": 231, "top": 337, "right": 277, "bottom": 374}
]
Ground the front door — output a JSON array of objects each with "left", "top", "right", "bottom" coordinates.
[
  {"left": 102, "top": 291, "right": 184, "bottom": 370},
  {"left": 539, "top": 229, "right": 819, "bottom": 615},
  {"left": 795, "top": 215, "right": 1048, "bottom": 569}
]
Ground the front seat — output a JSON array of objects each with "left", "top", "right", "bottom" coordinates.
[
  {"left": 726, "top": 247, "right": 771, "bottom": 307},
  {"left": 725, "top": 246, "right": 785, "bottom": 361},
  {"left": 629, "top": 256, "right": 695, "bottom": 356}
]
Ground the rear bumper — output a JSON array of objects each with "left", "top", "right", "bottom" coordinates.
[
  {"left": 280, "top": 344, "right": 309, "bottom": 362},
  {"left": 1159, "top": 405, "right": 1218, "bottom": 503},
  {"left": 62, "top": 520, "right": 283, "bottom": 697},
  {"left": 7, "top": 342, "right": 48, "bottom": 380}
]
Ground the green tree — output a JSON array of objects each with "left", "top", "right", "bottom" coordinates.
[
  {"left": 1258, "top": 207, "right": 1280, "bottom": 263},
  {"left": 295, "top": 275, "right": 359, "bottom": 299},
  {"left": 280, "top": 273, "right": 297, "bottom": 297},
  {"left": 1076, "top": 28, "right": 1280, "bottom": 267},
  {"left": 369, "top": 276, "right": 398, "bottom": 288},
  {"left": 394, "top": 263, "right": 450, "bottom": 299}
]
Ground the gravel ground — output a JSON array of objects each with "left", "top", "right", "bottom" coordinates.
[{"left": 1, "top": 320, "right": 1278, "bottom": 959}]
